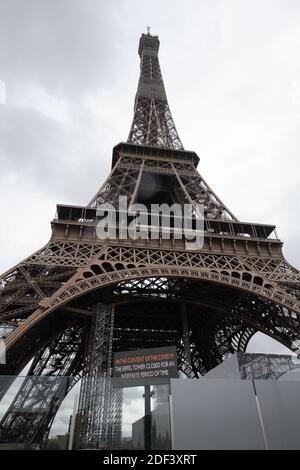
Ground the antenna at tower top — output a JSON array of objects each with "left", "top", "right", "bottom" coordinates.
[{"left": 146, "top": 25, "right": 151, "bottom": 35}]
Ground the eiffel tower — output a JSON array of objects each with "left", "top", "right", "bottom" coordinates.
[{"left": 1, "top": 31, "right": 300, "bottom": 448}]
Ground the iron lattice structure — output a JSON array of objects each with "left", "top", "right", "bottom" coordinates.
[
  {"left": 74, "top": 304, "right": 122, "bottom": 450},
  {"left": 0, "top": 31, "right": 300, "bottom": 448}
]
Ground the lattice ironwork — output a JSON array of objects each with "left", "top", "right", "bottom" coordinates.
[
  {"left": 75, "top": 304, "right": 122, "bottom": 450},
  {"left": 87, "top": 155, "right": 237, "bottom": 220},
  {"left": 0, "top": 31, "right": 300, "bottom": 449},
  {"left": 0, "top": 325, "right": 85, "bottom": 447},
  {"left": 127, "top": 33, "right": 183, "bottom": 150},
  {"left": 238, "top": 353, "right": 300, "bottom": 380}
]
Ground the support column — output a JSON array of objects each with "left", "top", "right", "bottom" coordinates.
[
  {"left": 75, "top": 303, "right": 123, "bottom": 450},
  {"left": 144, "top": 385, "right": 152, "bottom": 450}
]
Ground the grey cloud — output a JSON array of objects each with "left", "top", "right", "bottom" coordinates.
[
  {"left": 247, "top": 332, "right": 292, "bottom": 354},
  {"left": 0, "top": 0, "right": 123, "bottom": 97},
  {"left": 0, "top": 98, "right": 114, "bottom": 205},
  {"left": 123, "top": 386, "right": 144, "bottom": 405}
]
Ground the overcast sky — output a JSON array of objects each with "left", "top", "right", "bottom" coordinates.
[{"left": 0, "top": 0, "right": 299, "bottom": 359}]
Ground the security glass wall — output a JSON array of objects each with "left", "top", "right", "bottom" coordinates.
[
  {"left": 2, "top": 372, "right": 300, "bottom": 450},
  {"left": 0, "top": 376, "right": 171, "bottom": 450}
]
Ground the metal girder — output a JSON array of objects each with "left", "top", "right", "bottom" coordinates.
[
  {"left": 0, "top": 324, "right": 86, "bottom": 447},
  {"left": 127, "top": 34, "right": 183, "bottom": 150},
  {"left": 75, "top": 304, "right": 122, "bottom": 450}
]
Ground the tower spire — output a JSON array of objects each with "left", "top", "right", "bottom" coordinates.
[{"left": 127, "top": 33, "right": 183, "bottom": 150}]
